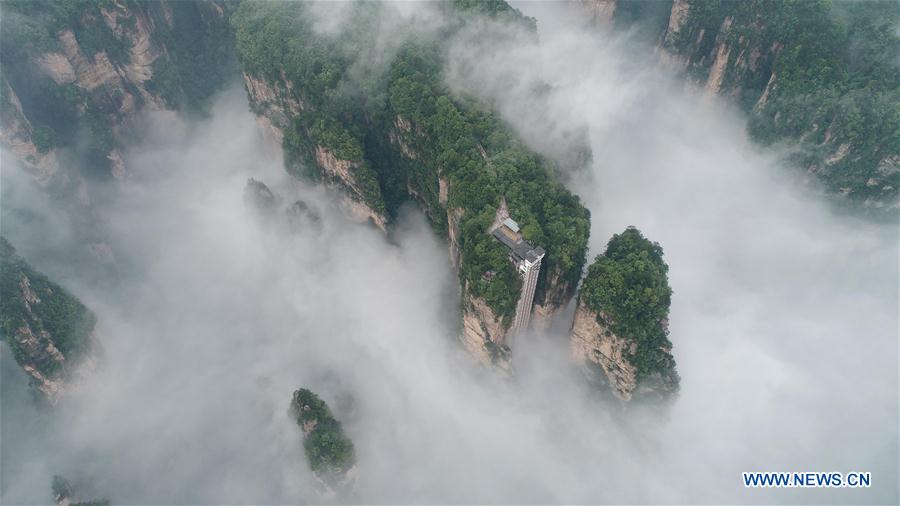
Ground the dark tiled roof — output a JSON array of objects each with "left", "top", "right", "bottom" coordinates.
[{"left": 492, "top": 226, "right": 540, "bottom": 261}]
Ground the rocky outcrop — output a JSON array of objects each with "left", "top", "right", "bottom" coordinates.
[
  {"left": 58, "top": 30, "right": 124, "bottom": 94},
  {"left": 289, "top": 389, "right": 357, "bottom": 500},
  {"left": 389, "top": 115, "right": 419, "bottom": 159},
  {"left": 648, "top": 1, "right": 899, "bottom": 210},
  {"left": 32, "top": 53, "right": 77, "bottom": 85},
  {"left": 0, "top": 81, "right": 61, "bottom": 185},
  {"left": 243, "top": 178, "right": 279, "bottom": 214},
  {"left": 241, "top": 72, "right": 387, "bottom": 230},
  {"left": 703, "top": 16, "right": 733, "bottom": 94},
  {"left": 315, "top": 146, "right": 387, "bottom": 231},
  {"left": 446, "top": 205, "right": 464, "bottom": 269},
  {"left": 570, "top": 302, "right": 637, "bottom": 400},
  {"left": 754, "top": 71, "right": 777, "bottom": 110},
  {"left": 0, "top": 238, "right": 97, "bottom": 404},
  {"left": 571, "top": 227, "right": 679, "bottom": 402},
  {"left": 570, "top": 302, "right": 678, "bottom": 402},
  {"left": 1, "top": 1, "right": 231, "bottom": 191},
  {"left": 531, "top": 270, "right": 569, "bottom": 331},
  {"left": 451, "top": 204, "right": 517, "bottom": 369},
  {"left": 461, "top": 288, "right": 511, "bottom": 370},
  {"left": 663, "top": 0, "right": 689, "bottom": 45},
  {"left": 242, "top": 179, "right": 325, "bottom": 232},
  {"left": 242, "top": 72, "right": 301, "bottom": 134}
]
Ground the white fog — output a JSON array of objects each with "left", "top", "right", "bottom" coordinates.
[{"left": 1, "top": 2, "right": 897, "bottom": 505}]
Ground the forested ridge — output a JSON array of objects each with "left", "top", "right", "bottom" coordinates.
[
  {"left": 0, "top": 0, "right": 233, "bottom": 180},
  {"left": 290, "top": 388, "right": 356, "bottom": 477},
  {"left": 617, "top": 0, "right": 899, "bottom": 210},
  {"left": 0, "top": 237, "right": 95, "bottom": 382},
  {"left": 232, "top": 1, "right": 590, "bottom": 320}
]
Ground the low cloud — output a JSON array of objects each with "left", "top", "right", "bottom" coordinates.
[{"left": 1, "top": 3, "right": 897, "bottom": 504}]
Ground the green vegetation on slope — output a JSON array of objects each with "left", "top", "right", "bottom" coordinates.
[
  {"left": 0, "top": 237, "right": 95, "bottom": 380},
  {"left": 0, "top": 1, "right": 233, "bottom": 177},
  {"left": 231, "top": 1, "right": 590, "bottom": 320},
  {"left": 580, "top": 228, "right": 676, "bottom": 383},
  {"left": 289, "top": 388, "right": 356, "bottom": 476},
  {"left": 667, "top": 0, "right": 900, "bottom": 206},
  {"left": 143, "top": 1, "right": 236, "bottom": 111}
]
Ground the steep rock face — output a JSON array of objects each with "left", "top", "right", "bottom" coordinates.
[
  {"left": 570, "top": 302, "right": 637, "bottom": 399},
  {"left": 0, "top": 82, "right": 61, "bottom": 185},
  {"left": 0, "top": 238, "right": 97, "bottom": 403},
  {"left": 571, "top": 302, "right": 677, "bottom": 401},
  {"left": 0, "top": 1, "right": 233, "bottom": 195},
  {"left": 461, "top": 285, "right": 511, "bottom": 370},
  {"left": 663, "top": 0, "right": 689, "bottom": 46},
  {"left": 531, "top": 271, "right": 569, "bottom": 330},
  {"left": 572, "top": 228, "right": 679, "bottom": 402},
  {"left": 660, "top": 3, "right": 779, "bottom": 101},
  {"left": 242, "top": 71, "right": 302, "bottom": 137},
  {"left": 315, "top": 146, "right": 387, "bottom": 230},
  {"left": 240, "top": 71, "right": 388, "bottom": 230},
  {"left": 648, "top": 0, "right": 899, "bottom": 211}
]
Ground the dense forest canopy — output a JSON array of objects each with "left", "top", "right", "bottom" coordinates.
[
  {"left": 580, "top": 228, "right": 676, "bottom": 382},
  {"left": 663, "top": 0, "right": 899, "bottom": 207},
  {"left": 289, "top": 388, "right": 356, "bottom": 476}
]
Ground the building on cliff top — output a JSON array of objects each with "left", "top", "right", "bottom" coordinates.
[{"left": 491, "top": 218, "right": 545, "bottom": 337}]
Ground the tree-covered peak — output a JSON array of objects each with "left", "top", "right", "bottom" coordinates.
[
  {"left": 580, "top": 227, "right": 675, "bottom": 382},
  {"left": 289, "top": 388, "right": 356, "bottom": 477}
]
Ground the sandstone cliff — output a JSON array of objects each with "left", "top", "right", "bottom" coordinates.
[
  {"left": 1, "top": 0, "right": 232, "bottom": 196},
  {"left": 444, "top": 201, "right": 516, "bottom": 367},
  {"left": 461, "top": 282, "right": 512, "bottom": 370},
  {"left": 659, "top": 2, "right": 780, "bottom": 100},
  {"left": 241, "top": 72, "right": 388, "bottom": 230},
  {"left": 570, "top": 302, "right": 677, "bottom": 402},
  {"left": 650, "top": 0, "right": 899, "bottom": 211},
  {"left": 0, "top": 238, "right": 97, "bottom": 404}
]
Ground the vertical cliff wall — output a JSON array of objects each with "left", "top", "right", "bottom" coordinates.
[
  {"left": 0, "top": 0, "right": 234, "bottom": 199},
  {"left": 618, "top": 0, "right": 899, "bottom": 212}
]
